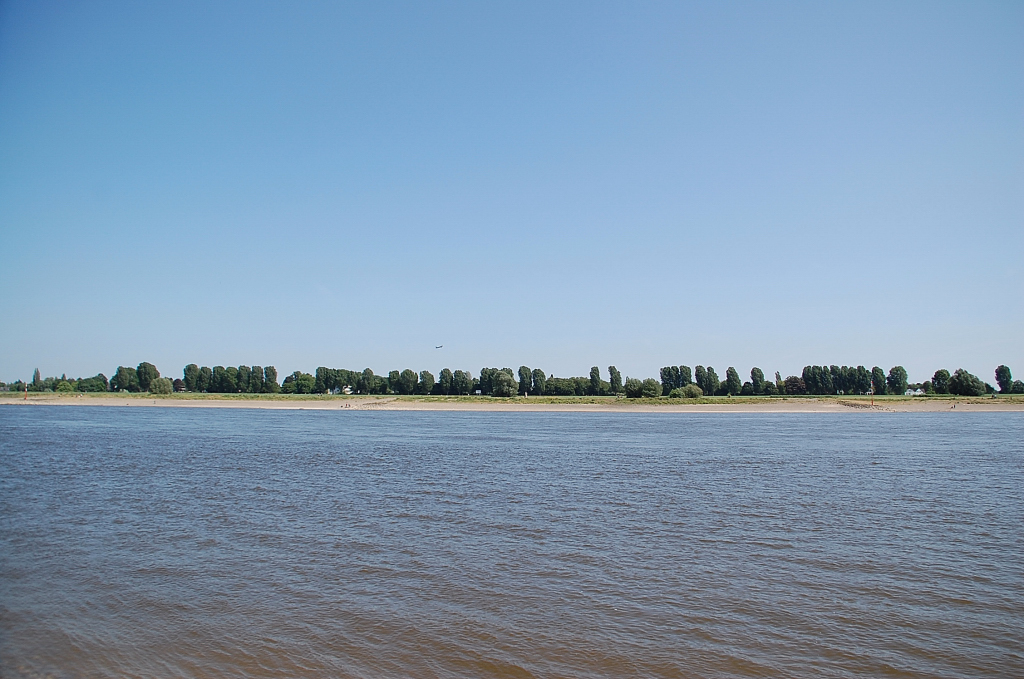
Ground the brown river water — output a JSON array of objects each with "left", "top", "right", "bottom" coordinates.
[{"left": 1, "top": 407, "right": 1021, "bottom": 678}]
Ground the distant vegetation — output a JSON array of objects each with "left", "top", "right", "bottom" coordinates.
[{"left": 4, "top": 361, "right": 1022, "bottom": 399}]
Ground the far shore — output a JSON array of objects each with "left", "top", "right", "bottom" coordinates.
[{"left": 2, "top": 392, "right": 1022, "bottom": 412}]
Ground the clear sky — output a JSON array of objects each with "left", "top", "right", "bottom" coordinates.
[{"left": 1, "top": 1, "right": 1021, "bottom": 385}]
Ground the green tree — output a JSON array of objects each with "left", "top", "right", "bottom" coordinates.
[
  {"left": 608, "top": 366, "right": 622, "bottom": 394},
  {"left": 150, "top": 377, "right": 173, "bottom": 394},
  {"left": 315, "top": 367, "right": 330, "bottom": 393},
  {"left": 249, "top": 366, "right": 264, "bottom": 393},
  {"left": 775, "top": 371, "right": 784, "bottom": 393},
  {"left": 198, "top": 366, "right": 212, "bottom": 392},
  {"left": 56, "top": 380, "right": 74, "bottom": 393},
  {"left": 995, "top": 365, "right": 1012, "bottom": 393},
  {"left": 357, "top": 368, "right": 376, "bottom": 394},
  {"left": 478, "top": 368, "right": 496, "bottom": 395},
  {"left": 397, "top": 369, "right": 417, "bottom": 395},
  {"left": 886, "top": 366, "right": 908, "bottom": 395},
  {"left": 725, "top": 367, "right": 741, "bottom": 396},
  {"left": 705, "top": 367, "right": 720, "bottom": 396},
  {"left": 112, "top": 366, "right": 140, "bottom": 392},
  {"left": 855, "top": 366, "right": 871, "bottom": 394},
  {"left": 388, "top": 370, "right": 401, "bottom": 393},
  {"left": 32, "top": 368, "right": 42, "bottom": 389},
  {"left": 532, "top": 368, "right": 547, "bottom": 396},
  {"left": 641, "top": 378, "right": 662, "bottom": 398},
  {"left": 694, "top": 366, "right": 707, "bottom": 395},
  {"left": 282, "top": 371, "right": 315, "bottom": 394},
  {"left": 519, "top": 366, "right": 532, "bottom": 395},
  {"left": 871, "top": 366, "right": 887, "bottom": 395},
  {"left": 136, "top": 362, "right": 160, "bottom": 392},
  {"left": 820, "top": 366, "right": 834, "bottom": 394},
  {"left": 439, "top": 368, "right": 454, "bottom": 395},
  {"left": 418, "top": 370, "right": 435, "bottom": 395},
  {"left": 590, "top": 366, "right": 602, "bottom": 396},
  {"left": 784, "top": 375, "right": 806, "bottom": 394},
  {"left": 624, "top": 378, "right": 644, "bottom": 398},
  {"left": 210, "top": 366, "right": 226, "bottom": 393},
  {"left": 802, "top": 366, "right": 816, "bottom": 393},
  {"left": 491, "top": 370, "right": 518, "bottom": 397},
  {"left": 263, "top": 366, "right": 279, "bottom": 392},
  {"left": 948, "top": 368, "right": 985, "bottom": 396},
  {"left": 453, "top": 370, "right": 471, "bottom": 395},
  {"left": 679, "top": 366, "right": 692, "bottom": 386},
  {"left": 751, "top": 367, "right": 765, "bottom": 395},
  {"left": 237, "top": 365, "right": 251, "bottom": 393},
  {"left": 660, "top": 366, "right": 680, "bottom": 395},
  {"left": 183, "top": 364, "right": 200, "bottom": 391},
  {"left": 77, "top": 374, "right": 108, "bottom": 392},
  {"left": 1011, "top": 380, "right": 1024, "bottom": 394},
  {"left": 762, "top": 380, "right": 778, "bottom": 396}
]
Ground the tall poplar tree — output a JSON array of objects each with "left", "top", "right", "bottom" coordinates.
[
  {"left": 518, "top": 366, "right": 532, "bottom": 395},
  {"left": 995, "top": 365, "right": 1012, "bottom": 393},
  {"left": 453, "top": 370, "right": 471, "bottom": 395},
  {"left": 725, "top": 367, "right": 741, "bottom": 396},
  {"left": 263, "top": 366, "right": 279, "bottom": 392},
  {"left": 706, "top": 367, "right": 720, "bottom": 395},
  {"left": 250, "top": 366, "right": 264, "bottom": 393},
  {"left": 608, "top": 366, "right": 622, "bottom": 394},
  {"left": 750, "top": 367, "right": 765, "bottom": 395},
  {"left": 533, "top": 368, "right": 547, "bottom": 396},
  {"left": 237, "top": 365, "right": 251, "bottom": 393},
  {"left": 184, "top": 364, "right": 200, "bottom": 391}
]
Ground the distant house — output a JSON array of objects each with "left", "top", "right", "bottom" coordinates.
[{"left": 906, "top": 388, "right": 925, "bottom": 396}]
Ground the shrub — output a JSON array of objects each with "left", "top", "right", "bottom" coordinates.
[
  {"left": 624, "top": 378, "right": 644, "bottom": 398},
  {"left": 149, "top": 377, "right": 173, "bottom": 394},
  {"left": 55, "top": 380, "right": 74, "bottom": 393},
  {"left": 948, "top": 369, "right": 985, "bottom": 396},
  {"left": 1011, "top": 380, "right": 1024, "bottom": 394},
  {"left": 491, "top": 371, "right": 518, "bottom": 397},
  {"left": 641, "top": 378, "right": 662, "bottom": 398},
  {"left": 669, "top": 385, "right": 703, "bottom": 398},
  {"left": 784, "top": 376, "right": 806, "bottom": 395}
]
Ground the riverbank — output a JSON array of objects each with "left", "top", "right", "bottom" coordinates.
[{"left": 2, "top": 392, "right": 1022, "bottom": 412}]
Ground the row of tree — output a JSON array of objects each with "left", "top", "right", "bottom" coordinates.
[
  {"left": 657, "top": 364, "right": 1024, "bottom": 397},
  {"left": 5, "top": 362, "right": 1022, "bottom": 397}
]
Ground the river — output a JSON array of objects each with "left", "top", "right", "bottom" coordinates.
[{"left": 1, "top": 407, "right": 1021, "bottom": 677}]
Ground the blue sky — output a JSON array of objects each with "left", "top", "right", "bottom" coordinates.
[{"left": 1, "top": 1, "right": 1021, "bottom": 385}]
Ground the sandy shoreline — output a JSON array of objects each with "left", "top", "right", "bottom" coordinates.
[{"left": 2, "top": 394, "right": 1022, "bottom": 413}]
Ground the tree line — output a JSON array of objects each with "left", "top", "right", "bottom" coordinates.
[
  {"left": 4, "top": 361, "right": 1022, "bottom": 398},
  {"left": 656, "top": 363, "right": 1022, "bottom": 397}
]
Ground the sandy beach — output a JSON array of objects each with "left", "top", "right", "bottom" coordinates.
[{"left": 2, "top": 393, "right": 1022, "bottom": 412}]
